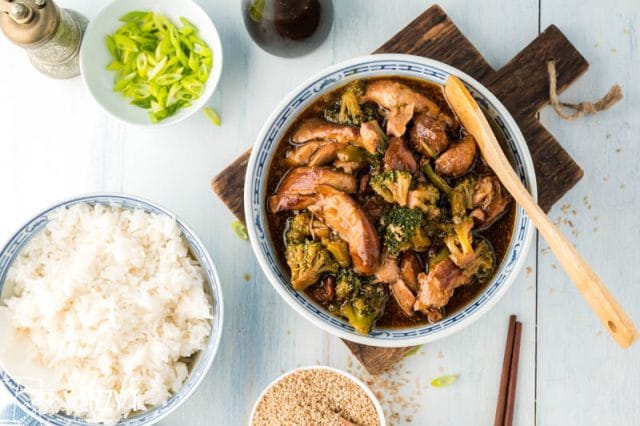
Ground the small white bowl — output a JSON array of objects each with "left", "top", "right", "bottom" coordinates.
[
  {"left": 80, "top": 0, "right": 223, "bottom": 127},
  {"left": 249, "top": 366, "right": 386, "bottom": 426}
]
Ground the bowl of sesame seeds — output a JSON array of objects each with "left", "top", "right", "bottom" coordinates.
[{"left": 250, "top": 366, "right": 385, "bottom": 426}]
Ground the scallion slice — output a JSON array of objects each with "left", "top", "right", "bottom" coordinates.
[{"left": 105, "top": 11, "right": 213, "bottom": 123}]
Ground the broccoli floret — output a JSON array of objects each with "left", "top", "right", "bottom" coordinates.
[
  {"left": 468, "top": 239, "right": 495, "bottom": 282},
  {"left": 370, "top": 170, "right": 412, "bottom": 206},
  {"left": 380, "top": 206, "right": 431, "bottom": 257},
  {"left": 423, "top": 162, "right": 452, "bottom": 196},
  {"left": 322, "top": 237, "right": 351, "bottom": 267},
  {"left": 361, "top": 102, "right": 384, "bottom": 124},
  {"left": 408, "top": 183, "right": 440, "bottom": 219},
  {"left": 335, "top": 268, "right": 361, "bottom": 301},
  {"left": 310, "top": 217, "right": 331, "bottom": 240},
  {"left": 450, "top": 176, "right": 477, "bottom": 221},
  {"left": 444, "top": 217, "right": 475, "bottom": 268},
  {"left": 286, "top": 212, "right": 334, "bottom": 245},
  {"left": 286, "top": 213, "right": 349, "bottom": 267},
  {"left": 324, "top": 80, "right": 365, "bottom": 126},
  {"left": 338, "top": 144, "right": 367, "bottom": 162},
  {"left": 285, "top": 212, "right": 312, "bottom": 244},
  {"left": 286, "top": 241, "right": 339, "bottom": 290},
  {"left": 339, "top": 282, "right": 387, "bottom": 335},
  {"left": 428, "top": 246, "right": 450, "bottom": 271}
]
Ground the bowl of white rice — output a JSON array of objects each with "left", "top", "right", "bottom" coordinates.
[{"left": 0, "top": 194, "right": 223, "bottom": 425}]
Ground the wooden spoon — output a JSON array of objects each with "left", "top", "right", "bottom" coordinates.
[{"left": 444, "top": 75, "right": 638, "bottom": 348}]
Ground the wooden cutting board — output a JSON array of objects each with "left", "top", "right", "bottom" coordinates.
[{"left": 211, "top": 4, "right": 587, "bottom": 374}]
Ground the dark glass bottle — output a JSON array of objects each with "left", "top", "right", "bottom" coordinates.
[{"left": 242, "top": 0, "right": 334, "bottom": 58}]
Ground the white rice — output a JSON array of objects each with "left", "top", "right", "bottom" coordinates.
[{"left": 0, "top": 203, "right": 212, "bottom": 424}]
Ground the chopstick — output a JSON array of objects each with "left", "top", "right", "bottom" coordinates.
[{"left": 494, "top": 315, "right": 523, "bottom": 426}]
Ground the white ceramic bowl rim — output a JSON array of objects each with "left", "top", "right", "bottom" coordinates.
[
  {"left": 249, "top": 365, "right": 386, "bottom": 426},
  {"left": 245, "top": 53, "right": 537, "bottom": 347},
  {"left": 0, "top": 193, "right": 224, "bottom": 426},
  {"left": 79, "top": 0, "right": 224, "bottom": 127}
]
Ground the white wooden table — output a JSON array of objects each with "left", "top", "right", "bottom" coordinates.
[{"left": 1, "top": 0, "right": 638, "bottom": 425}]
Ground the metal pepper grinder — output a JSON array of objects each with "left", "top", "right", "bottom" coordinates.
[{"left": 0, "top": 0, "right": 87, "bottom": 79}]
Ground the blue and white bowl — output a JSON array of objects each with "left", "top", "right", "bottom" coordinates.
[
  {"left": 0, "top": 194, "right": 224, "bottom": 425},
  {"left": 245, "top": 54, "right": 537, "bottom": 348}
]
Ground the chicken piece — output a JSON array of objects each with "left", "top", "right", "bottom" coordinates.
[
  {"left": 470, "top": 207, "right": 486, "bottom": 223},
  {"left": 360, "top": 196, "right": 385, "bottom": 222},
  {"left": 435, "top": 134, "right": 477, "bottom": 177},
  {"left": 334, "top": 160, "right": 367, "bottom": 174},
  {"left": 291, "top": 118, "right": 359, "bottom": 144},
  {"left": 430, "top": 258, "right": 472, "bottom": 291},
  {"left": 358, "top": 121, "right": 386, "bottom": 154},
  {"left": 384, "top": 137, "right": 418, "bottom": 173},
  {"left": 390, "top": 279, "right": 416, "bottom": 317},
  {"left": 374, "top": 253, "right": 400, "bottom": 283},
  {"left": 309, "top": 275, "right": 336, "bottom": 303},
  {"left": 399, "top": 252, "right": 422, "bottom": 293},
  {"left": 362, "top": 80, "right": 443, "bottom": 118},
  {"left": 362, "top": 80, "right": 454, "bottom": 136},
  {"left": 269, "top": 167, "right": 357, "bottom": 213},
  {"left": 359, "top": 174, "right": 371, "bottom": 194},
  {"left": 410, "top": 113, "right": 449, "bottom": 158},
  {"left": 386, "top": 103, "right": 415, "bottom": 137},
  {"left": 269, "top": 194, "right": 317, "bottom": 213},
  {"left": 472, "top": 176, "right": 512, "bottom": 230},
  {"left": 285, "top": 141, "right": 343, "bottom": 167},
  {"left": 308, "top": 186, "right": 380, "bottom": 275},
  {"left": 426, "top": 308, "right": 443, "bottom": 323},
  {"left": 413, "top": 273, "right": 454, "bottom": 312},
  {"left": 413, "top": 258, "right": 471, "bottom": 312}
]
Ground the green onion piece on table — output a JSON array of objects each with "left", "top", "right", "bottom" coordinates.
[
  {"left": 204, "top": 107, "right": 221, "bottom": 126},
  {"left": 431, "top": 375, "right": 458, "bottom": 388},
  {"left": 232, "top": 221, "right": 248, "bottom": 240},
  {"left": 105, "top": 11, "right": 213, "bottom": 123},
  {"left": 404, "top": 345, "right": 422, "bottom": 357}
]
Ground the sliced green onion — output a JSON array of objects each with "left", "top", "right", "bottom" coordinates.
[
  {"left": 107, "top": 60, "right": 123, "bottom": 71},
  {"left": 113, "top": 72, "right": 136, "bottom": 91},
  {"left": 105, "top": 35, "right": 118, "bottom": 57},
  {"left": 119, "top": 11, "right": 148, "bottom": 23},
  {"left": 135, "top": 52, "right": 148, "bottom": 76},
  {"left": 431, "top": 375, "right": 458, "bottom": 388},
  {"left": 404, "top": 345, "right": 422, "bottom": 357},
  {"left": 147, "top": 56, "right": 168, "bottom": 80},
  {"left": 131, "top": 98, "right": 152, "bottom": 109},
  {"left": 113, "top": 34, "right": 139, "bottom": 52},
  {"left": 204, "top": 107, "right": 221, "bottom": 126},
  {"left": 181, "top": 78, "right": 204, "bottom": 95},
  {"left": 179, "top": 17, "right": 197, "bottom": 32},
  {"left": 232, "top": 221, "right": 248, "bottom": 240},
  {"left": 106, "top": 10, "right": 213, "bottom": 123}
]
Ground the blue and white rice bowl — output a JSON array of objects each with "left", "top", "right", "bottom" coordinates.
[
  {"left": 0, "top": 194, "right": 224, "bottom": 425},
  {"left": 245, "top": 54, "right": 536, "bottom": 347}
]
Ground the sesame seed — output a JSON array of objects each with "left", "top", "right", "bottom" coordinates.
[{"left": 252, "top": 369, "right": 380, "bottom": 426}]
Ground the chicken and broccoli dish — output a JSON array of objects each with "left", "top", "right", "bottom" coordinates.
[{"left": 266, "top": 77, "right": 515, "bottom": 334}]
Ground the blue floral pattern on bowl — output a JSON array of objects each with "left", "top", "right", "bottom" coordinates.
[
  {"left": 0, "top": 194, "right": 224, "bottom": 425},
  {"left": 245, "top": 54, "right": 537, "bottom": 347}
]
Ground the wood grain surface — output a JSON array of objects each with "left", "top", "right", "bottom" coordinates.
[
  {"left": 2, "top": 0, "right": 638, "bottom": 424},
  {"left": 211, "top": 4, "right": 587, "bottom": 374}
]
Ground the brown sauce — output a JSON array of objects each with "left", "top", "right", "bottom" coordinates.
[{"left": 265, "top": 76, "right": 515, "bottom": 330}]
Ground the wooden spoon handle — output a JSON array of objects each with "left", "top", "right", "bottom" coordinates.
[
  {"left": 517, "top": 188, "right": 637, "bottom": 348},
  {"left": 445, "top": 76, "right": 638, "bottom": 348}
]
